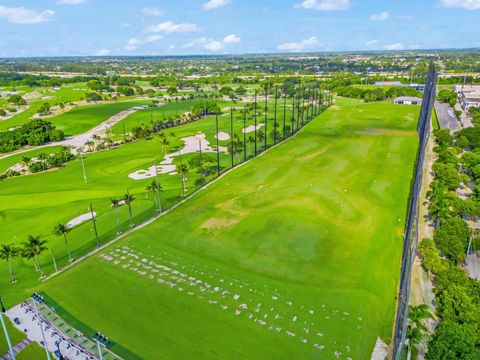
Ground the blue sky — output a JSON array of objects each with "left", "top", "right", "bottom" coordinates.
[{"left": 0, "top": 0, "right": 479, "bottom": 57}]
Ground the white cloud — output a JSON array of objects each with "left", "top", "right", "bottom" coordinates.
[
  {"left": 142, "top": 7, "right": 163, "bottom": 16},
  {"left": 204, "top": 40, "right": 224, "bottom": 51},
  {"left": 124, "top": 35, "right": 163, "bottom": 51},
  {"left": 95, "top": 49, "right": 110, "bottom": 56},
  {"left": 440, "top": 0, "right": 480, "bottom": 9},
  {"left": 57, "top": 0, "right": 86, "bottom": 4},
  {"left": 365, "top": 39, "right": 378, "bottom": 47},
  {"left": 202, "top": 0, "right": 231, "bottom": 11},
  {"left": 277, "top": 36, "right": 321, "bottom": 52},
  {"left": 369, "top": 11, "right": 389, "bottom": 21},
  {"left": 145, "top": 21, "right": 199, "bottom": 33},
  {"left": 295, "top": 0, "right": 350, "bottom": 11},
  {"left": 0, "top": 6, "right": 55, "bottom": 24},
  {"left": 120, "top": 22, "right": 130, "bottom": 28},
  {"left": 223, "top": 34, "right": 240, "bottom": 44},
  {"left": 383, "top": 43, "right": 404, "bottom": 50}
]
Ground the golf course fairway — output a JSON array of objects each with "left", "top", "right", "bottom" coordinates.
[{"left": 40, "top": 98, "right": 419, "bottom": 359}]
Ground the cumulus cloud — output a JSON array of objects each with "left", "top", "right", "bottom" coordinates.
[
  {"left": 57, "top": 0, "right": 86, "bottom": 4},
  {"left": 369, "top": 11, "right": 389, "bottom": 21},
  {"left": 0, "top": 6, "right": 55, "bottom": 24},
  {"left": 181, "top": 34, "right": 240, "bottom": 52},
  {"left": 145, "top": 21, "right": 198, "bottom": 33},
  {"left": 124, "top": 35, "right": 163, "bottom": 51},
  {"left": 204, "top": 40, "right": 224, "bottom": 51},
  {"left": 383, "top": 43, "right": 404, "bottom": 50},
  {"left": 277, "top": 36, "right": 321, "bottom": 52},
  {"left": 95, "top": 49, "right": 110, "bottom": 56},
  {"left": 142, "top": 7, "right": 163, "bottom": 16},
  {"left": 440, "top": 0, "right": 480, "bottom": 9},
  {"left": 202, "top": 0, "right": 231, "bottom": 11},
  {"left": 295, "top": 0, "right": 350, "bottom": 11},
  {"left": 223, "top": 34, "right": 240, "bottom": 44}
]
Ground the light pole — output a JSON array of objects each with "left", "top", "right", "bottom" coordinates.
[
  {"left": 50, "top": 250, "right": 58, "bottom": 273},
  {"left": 79, "top": 151, "right": 87, "bottom": 184},
  {"left": 31, "top": 294, "right": 51, "bottom": 360},
  {"left": 154, "top": 161, "right": 162, "bottom": 212},
  {"left": 0, "top": 296, "right": 15, "bottom": 360},
  {"left": 89, "top": 203, "right": 99, "bottom": 247},
  {"left": 93, "top": 332, "right": 109, "bottom": 360}
]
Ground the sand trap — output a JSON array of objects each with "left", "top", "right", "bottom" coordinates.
[
  {"left": 242, "top": 123, "right": 264, "bottom": 133},
  {"left": 371, "top": 337, "right": 388, "bottom": 360},
  {"left": 215, "top": 132, "right": 230, "bottom": 141},
  {"left": 66, "top": 212, "right": 96, "bottom": 228},
  {"left": 129, "top": 133, "right": 227, "bottom": 180}
]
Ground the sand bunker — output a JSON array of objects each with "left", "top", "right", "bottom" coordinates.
[
  {"left": 215, "top": 132, "right": 230, "bottom": 141},
  {"left": 242, "top": 124, "right": 264, "bottom": 133},
  {"left": 67, "top": 212, "right": 96, "bottom": 228},
  {"left": 129, "top": 133, "right": 227, "bottom": 180}
]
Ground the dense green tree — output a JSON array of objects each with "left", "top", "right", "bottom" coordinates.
[
  {"left": 426, "top": 322, "right": 480, "bottom": 360},
  {"left": 433, "top": 217, "right": 470, "bottom": 263}
]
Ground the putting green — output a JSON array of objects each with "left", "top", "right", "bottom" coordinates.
[{"left": 39, "top": 98, "right": 418, "bottom": 359}]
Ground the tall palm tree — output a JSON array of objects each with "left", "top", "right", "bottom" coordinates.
[
  {"left": 110, "top": 199, "right": 122, "bottom": 234},
  {"left": 21, "top": 156, "right": 31, "bottom": 167},
  {"left": 53, "top": 223, "right": 73, "bottom": 261},
  {"left": 0, "top": 244, "right": 19, "bottom": 283},
  {"left": 37, "top": 153, "right": 48, "bottom": 171},
  {"left": 406, "top": 304, "right": 433, "bottom": 359},
  {"left": 123, "top": 191, "right": 135, "bottom": 227},
  {"left": 21, "top": 235, "right": 48, "bottom": 276},
  {"left": 178, "top": 164, "right": 188, "bottom": 197},
  {"left": 146, "top": 181, "right": 162, "bottom": 210}
]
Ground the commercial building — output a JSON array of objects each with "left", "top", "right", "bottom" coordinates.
[
  {"left": 393, "top": 96, "right": 422, "bottom": 105},
  {"left": 455, "top": 85, "right": 480, "bottom": 110}
]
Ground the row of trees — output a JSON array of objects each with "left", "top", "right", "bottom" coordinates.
[
  {"left": 418, "top": 127, "right": 480, "bottom": 359},
  {"left": 334, "top": 85, "right": 422, "bottom": 102}
]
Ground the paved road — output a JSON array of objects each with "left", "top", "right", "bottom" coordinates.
[{"left": 434, "top": 102, "right": 462, "bottom": 132}]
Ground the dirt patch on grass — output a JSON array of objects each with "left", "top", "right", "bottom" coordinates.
[
  {"left": 201, "top": 217, "right": 239, "bottom": 230},
  {"left": 357, "top": 128, "right": 414, "bottom": 137}
]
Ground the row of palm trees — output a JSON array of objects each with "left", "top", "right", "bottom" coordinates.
[
  {"left": 0, "top": 235, "right": 48, "bottom": 283},
  {"left": 0, "top": 189, "right": 150, "bottom": 284}
]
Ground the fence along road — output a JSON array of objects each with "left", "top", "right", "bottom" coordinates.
[{"left": 393, "top": 61, "right": 437, "bottom": 359}]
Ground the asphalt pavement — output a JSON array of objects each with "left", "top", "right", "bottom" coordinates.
[{"left": 434, "top": 102, "right": 462, "bottom": 132}]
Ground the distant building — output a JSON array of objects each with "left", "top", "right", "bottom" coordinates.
[
  {"left": 393, "top": 96, "right": 422, "bottom": 105},
  {"left": 408, "top": 83, "right": 425, "bottom": 91},
  {"left": 375, "top": 81, "right": 402, "bottom": 86},
  {"left": 455, "top": 85, "right": 480, "bottom": 110}
]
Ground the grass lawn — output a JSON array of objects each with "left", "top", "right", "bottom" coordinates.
[
  {"left": 49, "top": 99, "right": 155, "bottom": 136},
  {"left": 39, "top": 98, "right": 419, "bottom": 359},
  {"left": 16, "top": 341, "right": 48, "bottom": 360},
  {"left": 0, "top": 96, "right": 298, "bottom": 306},
  {"left": 0, "top": 316, "right": 26, "bottom": 355}
]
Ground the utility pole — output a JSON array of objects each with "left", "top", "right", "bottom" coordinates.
[
  {"left": 154, "top": 161, "right": 162, "bottom": 212},
  {"left": 51, "top": 250, "right": 58, "bottom": 273},
  {"left": 80, "top": 151, "right": 87, "bottom": 184},
  {"left": 282, "top": 87, "right": 287, "bottom": 140},
  {"left": 31, "top": 294, "right": 51, "bottom": 360},
  {"left": 264, "top": 85, "right": 268, "bottom": 151},
  {"left": 89, "top": 203, "right": 99, "bottom": 247},
  {"left": 243, "top": 106, "right": 247, "bottom": 162},
  {"left": 254, "top": 91, "right": 257, "bottom": 156},
  {"left": 273, "top": 86, "right": 278, "bottom": 145},
  {"left": 230, "top": 108, "right": 234, "bottom": 168},
  {"left": 215, "top": 114, "right": 220, "bottom": 176},
  {"left": 0, "top": 297, "right": 15, "bottom": 360}
]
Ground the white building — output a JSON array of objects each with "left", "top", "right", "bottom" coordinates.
[
  {"left": 393, "top": 96, "right": 422, "bottom": 105},
  {"left": 455, "top": 85, "right": 480, "bottom": 110}
]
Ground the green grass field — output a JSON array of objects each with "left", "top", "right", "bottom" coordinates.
[{"left": 36, "top": 98, "right": 419, "bottom": 359}]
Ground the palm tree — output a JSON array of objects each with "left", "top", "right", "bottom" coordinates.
[
  {"left": 0, "top": 244, "right": 20, "bottom": 283},
  {"left": 123, "top": 191, "right": 135, "bottom": 227},
  {"left": 406, "top": 304, "right": 433, "bottom": 359},
  {"left": 53, "top": 223, "right": 73, "bottom": 261},
  {"left": 110, "top": 199, "right": 122, "bottom": 234},
  {"left": 146, "top": 180, "right": 162, "bottom": 211},
  {"left": 178, "top": 163, "right": 189, "bottom": 197},
  {"left": 37, "top": 153, "right": 48, "bottom": 171},
  {"left": 159, "top": 134, "right": 169, "bottom": 155},
  {"left": 21, "top": 235, "right": 48, "bottom": 276},
  {"left": 21, "top": 156, "right": 31, "bottom": 167}
]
